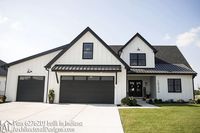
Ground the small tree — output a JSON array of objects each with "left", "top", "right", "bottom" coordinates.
[{"left": 48, "top": 89, "right": 55, "bottom": 104}]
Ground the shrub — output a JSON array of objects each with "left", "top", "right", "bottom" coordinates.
[
  {"left": 147, "top": 99, "right": 153, "bottom": 104},
  {"left": 158, "top": 99, "right": 162, "bottom": 103},
  {"left": 121, "top": 97, "right": 137, "bottom": 106},
  {"left": 0, "top": 95, "right": 6, "bottom": 103},
  {"left": 166, "top": 99, "right": 174, "bottom": 103},
  {"left": 121, "top": 97, "right": 130, "bottom": 105},
  {"left": 189, "top": 99, "right": 195, "bottom": 104},
  {"left": 196, "top": 99, "right": 200, "bottom": 104},
  {"left": 154, "top": 98, "right": 158, "bottom": 103},
  {"left": 177, "top": 99, "right": 185, "bottom": 103},
  {"left": 128, "top": 97, "right": 137, "bottom": 106}
]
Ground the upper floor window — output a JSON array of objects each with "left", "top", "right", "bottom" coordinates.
[
  {"left": 82, "top": 43, "right": 93, "bottom": 59},
  {"left": 168, "top": 79, "right": 182, "bottom": 93},
  {"left": 130, "top": 53, "right": 146, "bottom": 66}
]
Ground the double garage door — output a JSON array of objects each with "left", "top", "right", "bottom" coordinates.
[
  {"left": 60, "top": 76, "right": 114, "bottom": 104},
  {"left": 17, "top": 76, "right": 114, "bottom": 104}
]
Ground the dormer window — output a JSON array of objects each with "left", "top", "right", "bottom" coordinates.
[
  {"left": 130, "top": 53, "right": 146, "bottom": 66},
  {"left": 82, "top": 43, "right": 93, "bottom": 59}
]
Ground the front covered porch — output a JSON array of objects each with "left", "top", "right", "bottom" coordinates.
[{"left": 127, "top": 74, "right": 156, "bottom": 99}]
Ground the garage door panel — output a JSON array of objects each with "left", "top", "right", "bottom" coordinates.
[
  {"left": 16, "top": 76, "right": 45, "bottom": 102},
  {"left": 60, "top": 76, "right": 114, "bottom": 104}
]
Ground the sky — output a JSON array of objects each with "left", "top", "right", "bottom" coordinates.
[{"left": 0, "top": 0, "right": 200, "bottom": 88}]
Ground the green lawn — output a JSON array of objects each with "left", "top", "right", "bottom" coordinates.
[{"left": 119, "top": 104, "right": 200, "bottom": 133}]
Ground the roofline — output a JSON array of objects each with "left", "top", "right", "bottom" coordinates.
[
  {"left": 128, "top": 72, "right": 197, "bottom": 76},
  {"left": 119, "top": 33, "right": 157, "bottom": 53},
  {"left": 6, "top": 44, "right": 68, "bottom": 67},
  {"left": 45, "top": 27, "right": 129, "bottom": 69}
]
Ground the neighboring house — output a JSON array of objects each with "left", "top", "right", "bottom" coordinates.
[
  {"left": 5, "top": 27, "right": 197, "bottom": 104},
  {"left": 0, "top": 60, "right": 7, "bottom": 95}
]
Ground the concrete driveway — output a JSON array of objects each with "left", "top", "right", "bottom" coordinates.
[{"left": 0, "top": 102, "right": 124, "bottom": 133}]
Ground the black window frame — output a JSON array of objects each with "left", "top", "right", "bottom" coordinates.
[
  {"left": 168, "top": 79, "right": 182, "bottom": 93},
  {"left": 130, "top": 53, "right": 146, "bottom": 66},
  {"left": 82, "top": 43, "right": 93, "bottom": 59}
]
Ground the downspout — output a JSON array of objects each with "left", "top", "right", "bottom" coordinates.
[
  {"left": 45, "top": 67, "right": 50, "bottom": 103},
  {"left": 4, "top": 67, "right": 8, "bottom": 97},
  {"left": 192, "top": 76, "right": 195, "bottom": 100}
]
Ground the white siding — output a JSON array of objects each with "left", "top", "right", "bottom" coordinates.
[
  {"left": 54, "top": 31, "right": 120, "bottom": 65},
  {"left": 6, "top": 50, "right": 61, "bottom": 102},
  {"left": 6, "top": 31, "right": 127, "bottom": 104},
  {"left": 156, "top": 75, "right": 193, "bottom": 101},
  {"left": 51, "top": 31, "right": 127, "bottom": 104},
  {"left": 120, "top": 36, "right": 155, "bottom": 68},
  {"left": 0, "top": 76, "right": 6, "bottom": 95}
]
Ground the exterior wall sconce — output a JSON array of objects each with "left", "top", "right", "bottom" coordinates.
[
  {"left": 27, "top": 69, "right": 32, "bottom": 73},
  {"left": 137, "top": 48, "right": 140, "bottom": 51}
]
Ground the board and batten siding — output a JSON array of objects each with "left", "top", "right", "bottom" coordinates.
[
  {"left": 6, "top": 50, "right": 61, "bottom": 102},
  {"left": 51, "top": 31, "right": 127, "bottom": 104},
  {"left": 156, "top": 75, "right": 193, "bottom": 101},
  {"left": 120, "top": 36, "right": 155, "bottom": 68}
]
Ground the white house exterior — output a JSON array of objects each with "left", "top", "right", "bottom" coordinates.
[
  {"left": 0, "top": 60, "right": 7, "bottom": 95},
  {"left": 5, "top": 27, "right": 197, "bottom": 104}
]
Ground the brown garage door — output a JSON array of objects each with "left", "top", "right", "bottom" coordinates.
[
  {"left": 59, "top": 76, "right": 114, "bottom": 104},
  {"left": 16, "top": 76, "right": 45, "bottom": 102}
]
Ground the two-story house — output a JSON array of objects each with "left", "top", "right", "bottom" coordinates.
[{"left": 5, "top": 27, "right": 197, "bottom": 104}]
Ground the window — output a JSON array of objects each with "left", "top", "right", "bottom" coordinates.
[
  {"left": 83, "top": 43, "right": 93, "bottom": 59},
  {"left": 130, "top": 53, "right": 146, "bottom": 66},
  {"left": 61, "top": 76, "right": 73, "bottom": 80},
  {"left": 74, "top": 76, "right": 87, "bottom": 80},
  {"left": 88, "top": 76, "right": 100, "bottom": 80},
  {"left": 101, "top": 76, "right": 113, "bottom": 81},
  {"left": 168, "top": 79, "right": 182, "bottom": 93}
]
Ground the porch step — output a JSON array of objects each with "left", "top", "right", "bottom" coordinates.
[{"left": 136, "top": 99, "right": 158, "bottom": 108}]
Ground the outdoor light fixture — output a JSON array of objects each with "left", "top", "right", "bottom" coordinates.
[{"left": 27, "top": 69, "right": 32, "bottom": 73}]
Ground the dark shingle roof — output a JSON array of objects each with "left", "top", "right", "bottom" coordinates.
[
  {"left": 52, "top": 64, "right": 121, "bottom": 72},
  {"left": 153, "top": 46, "right": 191, "bottom": 68},
  {"left": 109, "top": 45, "right": 191, "bottom": 68},
  {"left": 128, "top": 64, "right": 196, "bottom": 75},
  {"left": 0, "top": 60, "right": 7, "bottom": 76},
  {"left": 7, "top": 45, "right": 68, "bottom": 67}
]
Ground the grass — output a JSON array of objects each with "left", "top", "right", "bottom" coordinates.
[{"left": 119, "top": 104, "right": 200, "bottom": 133}]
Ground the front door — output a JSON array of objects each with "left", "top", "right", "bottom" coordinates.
[{"left": 128, "top": 80, "right": 142, "bottom": 97}]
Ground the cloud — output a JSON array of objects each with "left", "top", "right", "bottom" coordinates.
[
  {"left": 10, "top": 21, "right": 23, "bottom": 31},
  {"left": 0, "top": 15, "right": 8, "bottom": 24},
  {"left": 176, "top": 26, "right": 200, "bottom": 47},
  {"left": 163, "top": 33, "right": 171, "bottom": 40}
]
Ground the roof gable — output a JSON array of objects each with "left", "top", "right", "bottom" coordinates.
[
  {"left": 45, "top": 27, "right": 129, "bottom": 68},
  {"left": 110, "top": 45, "right": 192, "bottom": 69},
  {"left": 119, "top": 33, "right": 157, "bottom": 53},
  {"left": 7, "top": 45, "right": 68, "bottom": 67}
]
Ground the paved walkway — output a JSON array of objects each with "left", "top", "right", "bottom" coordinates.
[{"left": 118, "top": 99, "right": 159, "bottom": 109}]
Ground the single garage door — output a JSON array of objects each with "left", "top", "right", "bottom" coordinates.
[
  {"left": 16, "top": 76, "right": 45, "bottom": 102},
  {"left": 60, "top": 76, "right": 114, "bottom": 104}
]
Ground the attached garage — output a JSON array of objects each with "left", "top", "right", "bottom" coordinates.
[
  {"left": 59, "top": 76, "right": 114, "bottom": 104},
  {"left": 16, "top": 76, "right": 45, "bottom": 102}
]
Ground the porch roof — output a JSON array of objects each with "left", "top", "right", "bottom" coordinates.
[
  {"left": 51, "top": 64, "right": 121, "bottom": 72},
  {"left": 128, "top": 64, "right": 197, "bottom": 75}
]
